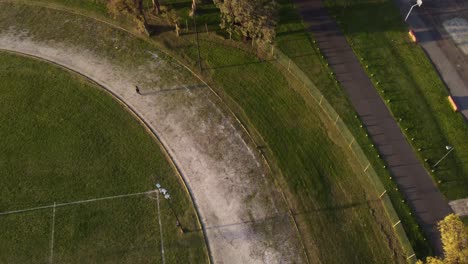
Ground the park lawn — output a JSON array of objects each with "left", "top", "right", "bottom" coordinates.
[
  {"left": 275, "top": 0, "right": 431, "bottom": 257},
  {"left": 0, "top": 52, "right": 207, "bottom": 263},
  {"left": 0, "top": 210, "right": 51, "bottom": 263},
  {"left": 4, "top": 1, "right": 407, "bottom": 262},
  {"left": 324, "top": 0, "right": 468, "bottom": 201}
]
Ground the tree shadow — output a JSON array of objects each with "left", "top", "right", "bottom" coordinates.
[
  {"left": 146, "top": 23, "right": 175, "bottom": 36},
  {"left": 140, "top": 84, "right": 206, "bottom": 95},
  {"left": 293, "top": 200, "right": 373, "bottom": 216},
  {"left": 165, "top": 1, "right": 192, "bottom": 10},
  {"left": 322, "top": 0, "right": 408, "bottom": 34}
]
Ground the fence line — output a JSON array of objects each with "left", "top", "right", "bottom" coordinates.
[{"left": 262, "top": 44, "right": 416, "bottom": 263}]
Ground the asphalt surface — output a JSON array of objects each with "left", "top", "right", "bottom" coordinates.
[
  {"left": 394, "top": 0, "right": 468, "bottom": 120},
  {"left": 292, "top": 0, "right": 453, "bottom": 256}
]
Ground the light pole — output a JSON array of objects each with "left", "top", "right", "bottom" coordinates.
[
  {"left": 405, "top": 0, "right": 423, "bottom": 21},
  {"left": 155, "top": 183, "right": 184, "bottom": 233},
  {"left": 433, "top": 145, "right": 454, "bottom": 168}
]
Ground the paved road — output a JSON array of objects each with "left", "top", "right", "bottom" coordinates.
[
  {"left": 292, "top": 0, "right": 453, "bottom": 256},
  {"left": 394, "top": 0, "right": 468, "bottom": 120}
]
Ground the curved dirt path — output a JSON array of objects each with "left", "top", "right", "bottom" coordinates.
[{"left": 0, "top": 5, "right": 304, "bottom": 264}]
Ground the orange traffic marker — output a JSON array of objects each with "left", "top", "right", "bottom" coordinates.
[
  {"left": 409, "top": 30, "right": 417, "bottom": 42},
  {"left": 448, "top": 96, "right": 458, "bottom": 112}
]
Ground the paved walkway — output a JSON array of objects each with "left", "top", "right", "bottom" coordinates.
[
  {"left": 449, "top": 198, "right": 468, "bottom": 217},
  {"left": 393, "top": 0, "right": 468, "bottom": 120},
  {"left": 292, "top": 0, "right": 453, "bottom": 256}
]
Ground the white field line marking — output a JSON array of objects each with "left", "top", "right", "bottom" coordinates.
[
  {"left": 0, "top": 190, "right": 157, "bottom": 216},
  {"left": 156, "top": 191, "right": 165, "bottom": 264},
  {"left": 49, "top": 202, "right": 56, "bottom": 264}
]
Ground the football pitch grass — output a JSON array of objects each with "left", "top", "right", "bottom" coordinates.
[{"left": 0, "top": 51, "right": 208, "bottom": 263}]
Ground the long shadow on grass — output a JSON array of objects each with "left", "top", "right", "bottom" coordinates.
[
  {"left": 147, "top": 24, "right": 175, "bottom": 36},
  {"left": 325, "top": 1, "right": 404, "bottom": 34},
  {"left": 203, "top": 59, "right": 271, "bottom": 70},
  {"left": 203, "top": 213, "right": 290, "bottom": 230},
  {"left": 201, "top": 200, "right": 371, "bottom": 231},
  {"left": 292, "top": 200, "right": 372, "bottom": 215},
  {"left": 140, "top": 84, "right": 206, "bottom": 95}
]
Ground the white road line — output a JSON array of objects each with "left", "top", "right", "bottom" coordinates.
[
  {"left": 0, "top": 190, "right": 156, "bottom": 216},
  {"left": 49, "top": 202, "right": 56, "bottom": 264},
  {"left": 156, "top": 191, "right": 165, "bottom": 264}
]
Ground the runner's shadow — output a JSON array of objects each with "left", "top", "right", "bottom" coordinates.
[{"left": 141, "top": 84, "right": 206, "bottom": 95}]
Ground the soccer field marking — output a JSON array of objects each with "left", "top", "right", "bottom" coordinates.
[
  {"left": 49, "top": 202, "right": 56, "bottom": 264},
  {"left": 156, "top": 191, "right": 165, "bottom": 264},
  {"left": 0, "top": 190, "right": 157, "bottom": 216}
]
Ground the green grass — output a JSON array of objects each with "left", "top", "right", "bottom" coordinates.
[
  {"left": 0, "top": 51, "right": 207, "bottom": 263},
  {"left": 0, "top": 210, "right": 51, "bottom": 263},
  {"left": 324, "top": 0, "right": 468, "bottom": 200},
  {"left": 144, "top": 2, "right": 408, "bottom": 262},
  {"left": 275, "top": 0, "right": 431, "bottom": 257},
  {"left": 2, "top": 1, "right": 410, "bottom": 262},
  {"left": 194, "top": 32, "right": 405, "bottom": 264}
]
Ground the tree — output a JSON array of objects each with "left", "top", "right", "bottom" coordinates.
[
  {"left": 417, "top": 214, "right": 468, "bottom": 264},
  {"left": 215, "top": 0, "right": 278, "bottom": 44},
  {"left": 166, "top": 9, "right": 181, "bottom": 37},
  {"left": 189, "top": 0, "right": 197, "bottom": 17},
  {"left": 152, "top": 0, "right": 161, "bottom": 15},
  {"left": 107, "top": 0, "right": 148, "bottom": 34}
]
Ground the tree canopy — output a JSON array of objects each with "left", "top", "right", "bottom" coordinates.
[
  {"left": 215, "top": 0, "right": 278, "bottom": 44},
  {"left": 417, "top": 214, "right": 468, "bottom": 264}
]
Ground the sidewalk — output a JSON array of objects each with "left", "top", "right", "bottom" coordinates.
[{"left": 292, "top": 0, "right": 452, "bottom": 256}]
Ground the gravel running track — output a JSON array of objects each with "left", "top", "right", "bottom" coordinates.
[
  {"left": 0, "top": 8, "right": 305, "bottom": 263},
  {"left": 292, "top": 0, "right": 453, "bottom": 256}
]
